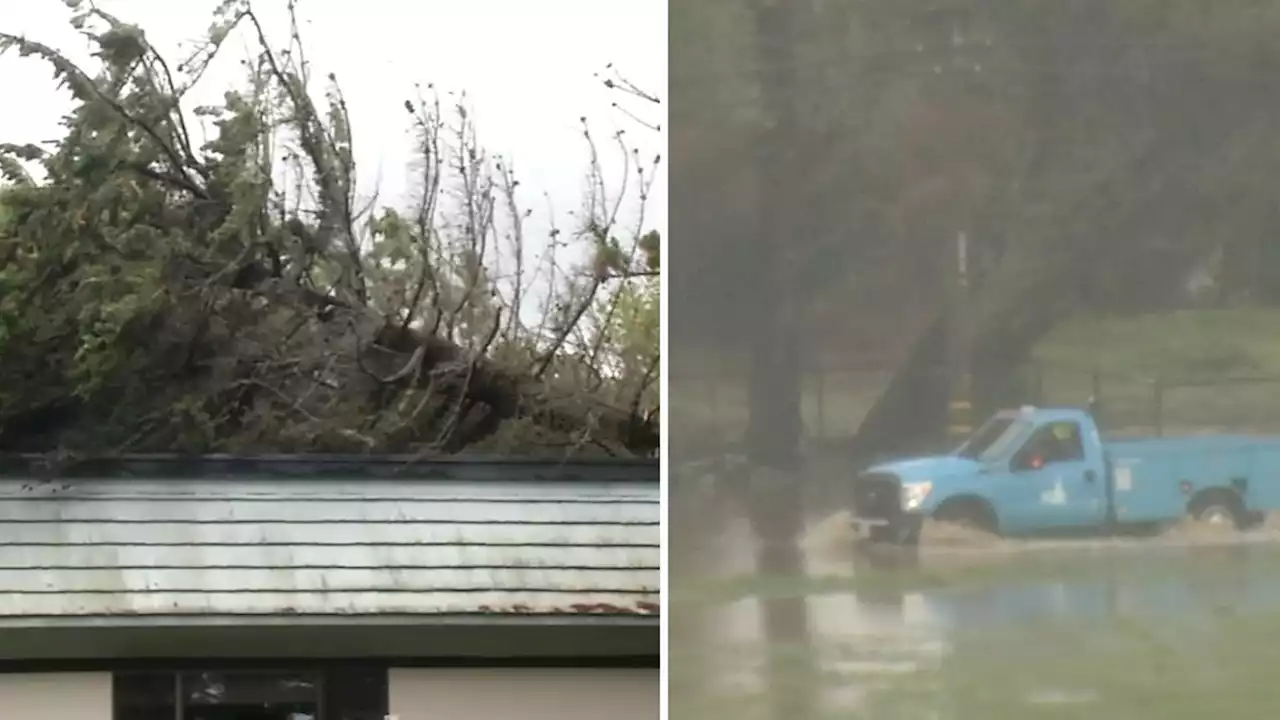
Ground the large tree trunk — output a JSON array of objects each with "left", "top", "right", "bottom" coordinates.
[
  {"left": 848, "top": 311, "right": 951, "bottom": 465},
  {"left": 746, "top": 1, "right": 813, "bottom": 718}
]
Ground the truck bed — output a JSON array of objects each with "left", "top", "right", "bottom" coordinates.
[
  {"left": 1105, "top": 435, "right": 1280, "bottom": 524},
  {"left": 1108, "top": 435, "right": 1280, "bottom": 456}
]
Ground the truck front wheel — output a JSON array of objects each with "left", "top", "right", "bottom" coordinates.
[
  {"left": 867, "top": 516, "right": 924, "bottom": 546},
  {"left": 932, "top": 497, "right": 999, "bottom": 536}
]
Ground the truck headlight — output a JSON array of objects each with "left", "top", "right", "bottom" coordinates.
[{"left": 901, "top": 481, "right": 933, "bottom": 511}]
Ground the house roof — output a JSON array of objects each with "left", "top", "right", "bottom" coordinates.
[{"left": 0, "top": 455, "right": 660, "bottom": 630}]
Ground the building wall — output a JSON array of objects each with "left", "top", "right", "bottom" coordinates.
[
  {"left": 0, "top": 668, "right": 658, "bottom": 719},
  {"left": 0, "top": 672, "right": 109, "bottom": 719},
  {"left": 389, "top": 667, "right": 658, "bottom": 720}
]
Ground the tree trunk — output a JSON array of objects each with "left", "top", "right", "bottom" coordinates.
[{"left": 746, "top": 1, "right": 813, "bottom": 718}]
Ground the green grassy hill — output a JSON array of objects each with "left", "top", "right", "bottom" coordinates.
[
  {"left": 1034, "top": 308, "right": 1280, "bottom": 378},
  {"left": 1031, "top": 308, "right": 1280, "bottom": 434},
  {"left": 673, "top": 308, "right": 1280, "bottom": 445}
]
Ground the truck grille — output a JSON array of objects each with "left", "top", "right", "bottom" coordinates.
[{"left": 854, "top": 472, "right": 902, "bottom": 520}]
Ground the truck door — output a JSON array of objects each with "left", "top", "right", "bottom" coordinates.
[{"left": 1008, "top": 420, "right": 1109, "bottom": 530}]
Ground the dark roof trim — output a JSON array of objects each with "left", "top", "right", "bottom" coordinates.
[
  {"left": 0, "top": 607, "right": 660, "bottom": 625},
  {"left": 0, "top": 622, "right": 658, "bottom": 663},
  {"left": 0, "top": 655, "right": 661, "bottom": 672},
  {"left": 0, "top": 453, "right": 659, "bottom": 481}
]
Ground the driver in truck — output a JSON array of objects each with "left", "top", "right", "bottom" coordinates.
[{"left": 1025, "top": 421, "right": 1082, "bottom": 469}]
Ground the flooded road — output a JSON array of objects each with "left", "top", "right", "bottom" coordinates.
[{"left": 671, "top": 511, "right": 1280, "bottom": 719}]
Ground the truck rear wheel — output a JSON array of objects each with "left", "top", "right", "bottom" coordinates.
[{"left": 1188, "top": 489, "right": 1246, "bottom": 530}]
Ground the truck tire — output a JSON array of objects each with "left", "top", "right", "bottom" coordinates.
[
  {"left": 1188, "top": 489, "right": 1246, "bottom": 530},
  {"left": 932, "top": 497, "right": 999, "bottom": 536}
]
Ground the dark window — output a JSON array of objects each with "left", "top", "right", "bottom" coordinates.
[
  {"left": 324, "top": 668, "right": 390, "bottom": 720},
  {"left": 113, "top": 672, "right": 175, "bottom": 720},
  {"left": 182, "top": 670, "right": 318, "bottom": 720},
  {"left": 114, "top": 667, "right": 387, "bottom": 720},
  {"left": 1016, "top": 421, "right": 1085, "bottom": 469}
]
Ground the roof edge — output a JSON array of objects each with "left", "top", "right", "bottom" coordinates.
[{"left": 0, "top": 453, "right": 659, "bottom": 481}]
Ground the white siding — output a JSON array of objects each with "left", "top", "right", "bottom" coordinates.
[
  {"left": 0, "top": 672, "right": 110, "bottom": 719},
  {"left": 0, "top": 464, "right": 659, "bottom": 623},
  {"left": 389, "top": 667, "right": 658, "bottom": 720}
]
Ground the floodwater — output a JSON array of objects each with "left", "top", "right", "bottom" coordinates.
[{"left": 671, "top": 511, "right": 1280, "bottom": 719}]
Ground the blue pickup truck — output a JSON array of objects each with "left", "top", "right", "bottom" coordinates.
[{"left": 851, "top": 405, "right": 1280, "bottom": 544}]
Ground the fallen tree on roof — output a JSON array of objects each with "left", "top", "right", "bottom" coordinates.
[{"left": 0, "top": 1, "right": 660, "bottom": 458}]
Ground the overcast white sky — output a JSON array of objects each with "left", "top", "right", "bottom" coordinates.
[{"left": 1, "top": 0, "right": 667, "bottom": 243}]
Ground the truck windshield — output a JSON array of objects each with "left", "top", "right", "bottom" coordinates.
[{"left": 956, "top": 417, "right": 1030, "bottom": 461}]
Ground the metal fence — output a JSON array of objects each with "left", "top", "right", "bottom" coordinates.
[
  {"left": 669, "top": 364, "right": 894, "bottom": 447},
  {"left": 671, "top": 360, "right": 1280, "bottom": 447},
  {"left": 1026, "top": 365, "right": 1280, "bottom": 437}
]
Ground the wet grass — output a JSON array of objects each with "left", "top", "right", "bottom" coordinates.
[
  {"left": 1032, "top": 307, "right": 1280, "bottom": 432},
  {"left": 1035, "top": 307, "right": 1280, "bottom": 379}
]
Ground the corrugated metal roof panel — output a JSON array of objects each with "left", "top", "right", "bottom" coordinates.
[
  {"left": 0, "top": 568, "right": 656, "bottom": 593},
  {"left": 0, "top": 458, "right": 659, "bottom": 624},
  {"left": 0, "top": 497, "right": 655, "bottom": 517},
  {"left": 0, "top": 544, "right": 659, "bottom": 569},
  {"left": 0, "top": 498, "right": 656, "bottom": 523},
  {"left": 1, "top": 520, "right": 656, "bottom": 545}
]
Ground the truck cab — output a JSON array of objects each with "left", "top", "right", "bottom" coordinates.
[{"left": 852, "top": 406, "right": 1112, "bottom": 543}]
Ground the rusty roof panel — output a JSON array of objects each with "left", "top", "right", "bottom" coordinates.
[
  {"left": 0, "top": 465, "right": 659, "bottom": 624},
  {"left": 0, "top": 591, "right": 662, "bottom": 618}
]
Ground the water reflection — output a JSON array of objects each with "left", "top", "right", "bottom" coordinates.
[
  {"left": 685, "top": 515, "right": 1280, "bottom": 718},
  {"left": 919, "top": 543, "right": 1266, "bottom": 631},
  {"left": 909, "top": 546, "right": 1280, "bottom": 716}
]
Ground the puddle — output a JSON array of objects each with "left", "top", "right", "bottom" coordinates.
[{"left": 677, "top": 508, "right": 1280, "bottom": 718}]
